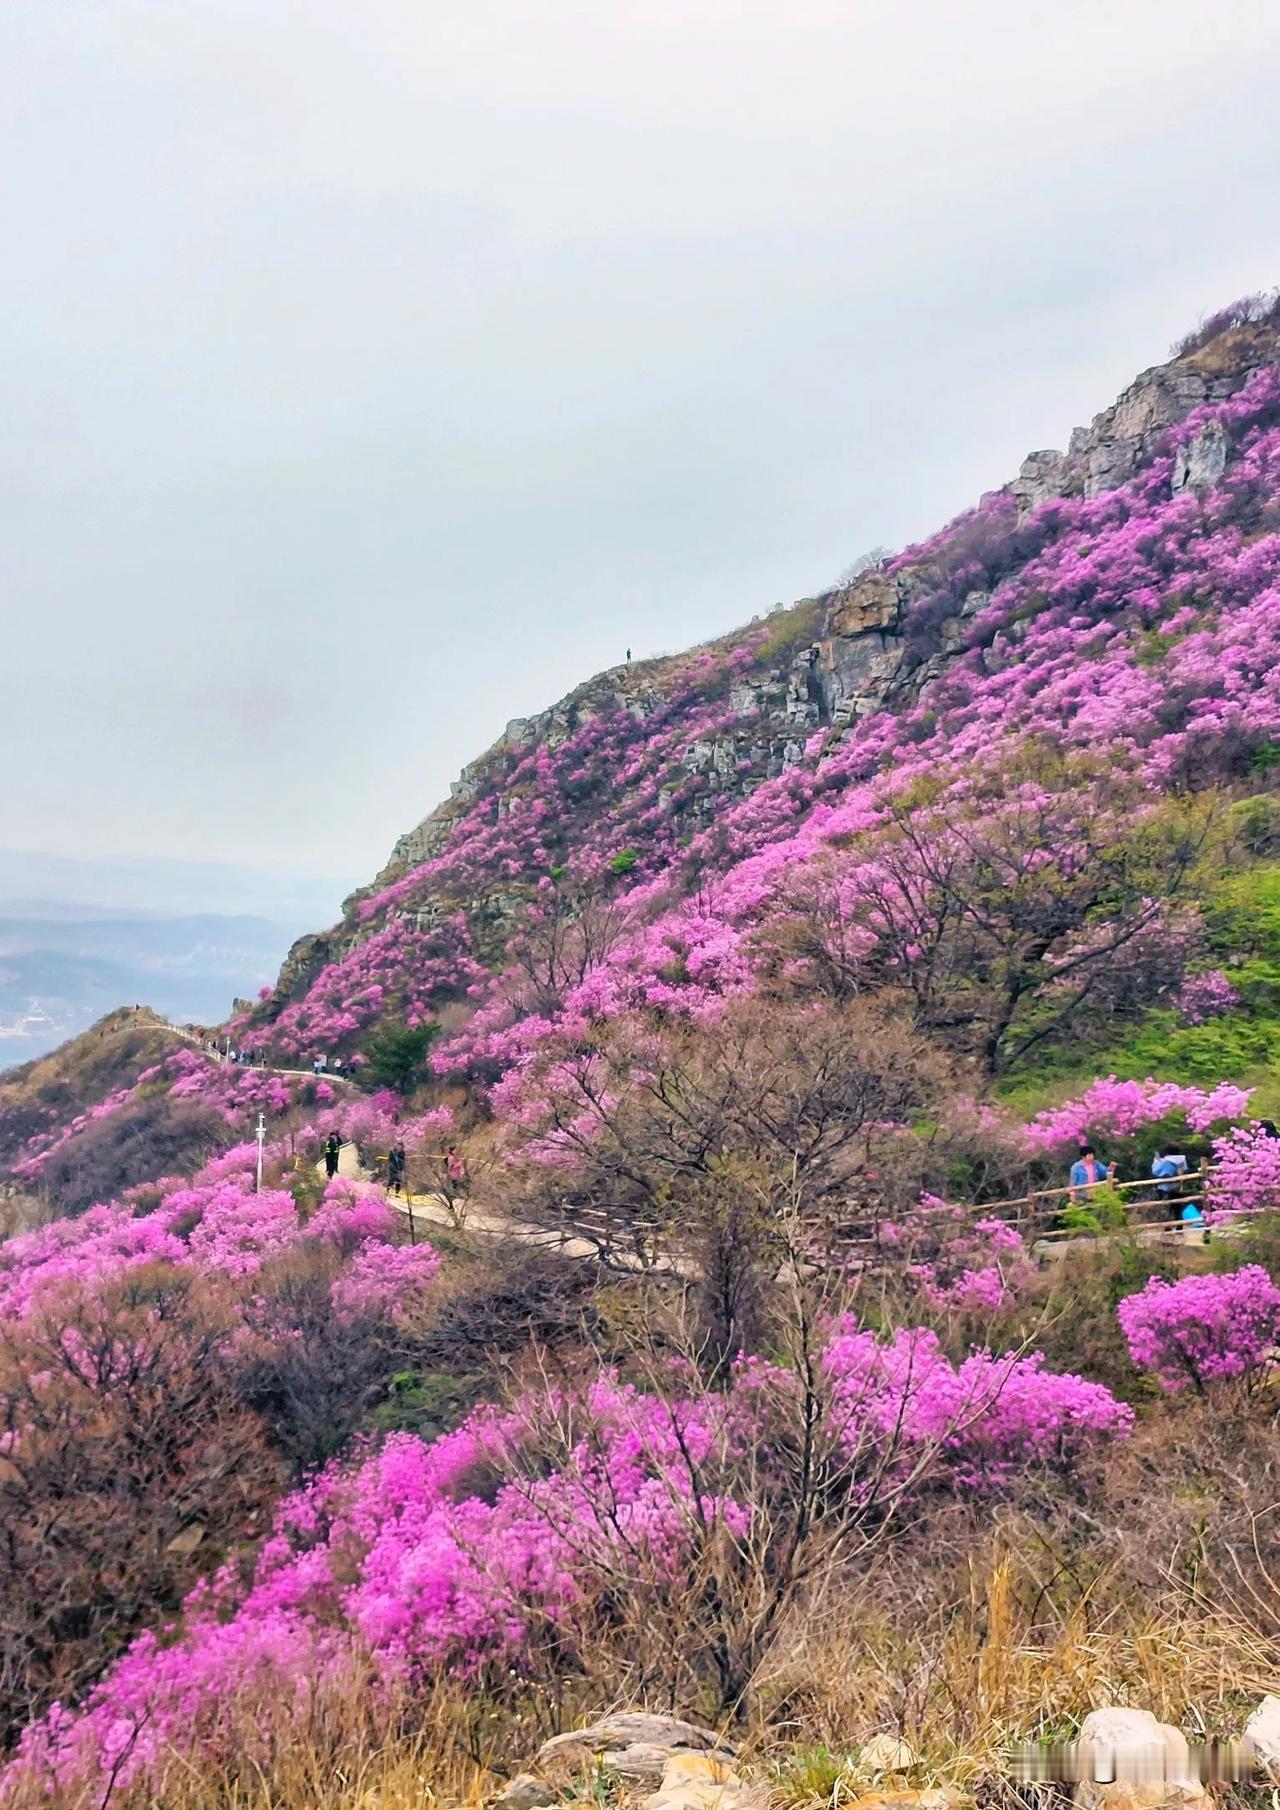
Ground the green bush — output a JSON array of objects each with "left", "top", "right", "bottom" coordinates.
[
  {"left": 1100, "top": 1011, "right": 1280, "bottom": 1086},
  {"left": 1059, "top": 1182, "right": 1128, "bottom": 1235},
  {"left": 1230, "top": 794, "right": 1280, "bottom": 856},
  {"left": 359, "top": 1022, "right": 440, "bottom": 1094},
  {"left": 754, "top": 597, "right": 824, "bottom": 664},
  {"left": 609, "top": 848, "right": 639, "bottom": 876}
]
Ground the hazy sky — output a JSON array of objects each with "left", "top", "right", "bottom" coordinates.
[{"left": 3, "top": 0, "right": 1278, "bottom": 888}]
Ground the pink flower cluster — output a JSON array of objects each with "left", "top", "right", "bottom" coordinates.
[
  {"left": 330, "top": 1241, "right": 441, "bottom": 1324},
  {"left": 823, "top": 1322, "right": 1131, "bottom": 1489},
  {"left": 1117, "top": 1265, "right": 1280, "bottom": 1390},
  {"left": 1021, "top": 1077, "right": 1252, "bottom": 1154},
  {"left": 1208, "top": 1123, "right": 1280, "bottom": 1218},
  {"left": 0, "top": 1165, "right": 437, "bottom": 1330},
  {"left": 1176, "top": 969, "right": 1241, "bottom": 1024},
  {"left": 909, "top": 1214, "right": 1033, "bottom": 1313}
]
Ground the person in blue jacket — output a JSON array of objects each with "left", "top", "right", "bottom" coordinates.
[{"left": 1068, "top": 1147, "right": 1115, "bottom": 1201}]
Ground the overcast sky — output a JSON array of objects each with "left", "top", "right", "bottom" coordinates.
[{"left": 2, "top": 0, "right": 1278, "bottom": 893}]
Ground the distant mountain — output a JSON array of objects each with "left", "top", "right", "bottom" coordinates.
[
  {"left": 0, "top": 910, "right": 291, "bottom": 1065},
  {"left": 0, "top": 865, "right": 355, "bottom": 1069}
]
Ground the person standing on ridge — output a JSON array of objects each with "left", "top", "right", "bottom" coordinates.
[
  {"left": 626, "top": 647, "right": 632, "bottom": 663},
  {"left": 324, "top": 1130, "right": 342, "bottom": 1180}
]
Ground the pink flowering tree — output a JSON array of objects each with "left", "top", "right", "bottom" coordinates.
[
  {"left": 1177, "top": 969, "right": 1240, "bottom": 1024},
  {"left": 1022, "top": 1077, "right": 1252, "bottom": 1156},
  {"left": 1117, "top": 1266, "right": 1280, "bottom": 1392}
]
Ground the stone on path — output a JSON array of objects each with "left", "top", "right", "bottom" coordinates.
[
  {"left": 844, "top": 1790, "right": 959, "bottom": 1810},
  {"left": 644, "top": 1749, "right": 768, "bottom": 1810}
]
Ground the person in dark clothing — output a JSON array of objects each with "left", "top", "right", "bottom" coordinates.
[
  {"left": 387, "top": 1142, "right": 406, "bottom": 1196},
  {"left": 324, "top": 1131, "right": 342, "bottom": 1179}
]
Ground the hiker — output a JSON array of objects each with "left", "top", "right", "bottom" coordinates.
[
  {"left": 387, "top": 1142, "right": 406, "bottom": 1196},
  {"left": 626, "top": 647, "right": 632, "bottom": 664},
  {"left": 331, "top": 1056, "right": 344, "bottom": 1080},
  {"left": 1068, "top": 1147, "right": 1114, "bottom": 1202},
  {"left": 445, "top": 1145, "right": 467, "bottom": 1193},
  {"left": 1151, "top": 1150, "right": 1188, "bottom": 1200},
  {"left": 324, "top": 1131, "right": 342, "bottom": 1179}
]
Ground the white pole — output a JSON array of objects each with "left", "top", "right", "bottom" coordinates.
[{"left": 256, "top": 1111, "right": 266, "bottom": 1193}]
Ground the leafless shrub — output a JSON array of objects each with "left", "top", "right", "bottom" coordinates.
[{"left": 0, "top": 1269, "right": 280, "bottom": 1743}]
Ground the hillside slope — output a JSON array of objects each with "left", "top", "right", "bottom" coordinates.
[{"left": 227, "top": 309, "right": 1280, "bottom": 1097}]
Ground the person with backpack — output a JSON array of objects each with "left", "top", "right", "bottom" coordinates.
[
  {"left": 1151, "top": 1150, "right": 1188, "bottom": 1201},
  {"left": 387, "top": 1142, "right": 406, "bottom": 1196},
  {"left": 324, "top": 1130, "right": 342, "bottom": 1179}
]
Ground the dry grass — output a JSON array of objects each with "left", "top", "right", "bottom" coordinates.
[
  {"left": 3, "top": 1684, "right": 502, "bottom": 1810},
  {"left": 759, "top": 1528, "right": 1280, "bottom": 1801}
]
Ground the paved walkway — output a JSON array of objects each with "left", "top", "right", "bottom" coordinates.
[{"left": 303, "top": 1146, "right": 694, "bottom": 1275}]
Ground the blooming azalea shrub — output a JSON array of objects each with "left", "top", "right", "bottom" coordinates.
[
  {"left": 0, "top": 1160, "right": 444, "bottom": 1743},
  {"left": 822, "top": 1322, "right": 1132, "bottom": 1489},
  {"left": 908, "top": 1212, "right": 1034, "bottom": 1314},
  {"left": 1, "top": 1321, "right": 1129, "bottom": 1798},
  {"left": 0, "top": 1166, "right": 436, "bottom": 1330},
  {"left": 1208, "top": 1123, "right": 1280, "bottom": 1218},
  {"left": 1021, "top": 1077, "right": 1252, "bottom": 1155},
  {"left": 1117, "top": 1265, "right": 1280, "bottom": 1391},
  {"left": 0, "top": 1274, "right": 285, "bottom": 1751},
  {"left": 330, "top": 1241, "right": 441, "bottom": 1325}
]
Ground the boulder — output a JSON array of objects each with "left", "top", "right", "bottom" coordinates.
[
  {"left": 1245, "top": 1695, "right": 1280, "bottom": 1776},
  {"left": 644, "top": 1751, "right": 759, "bottom": 1810},
  {"left": 830, "top": 572, "right": 901, "bottom": 638},
  {"left": 1014, "top": 449, "right": 1067, "bottom": 512},
  {"left": 1073, "top": 1708, "right": 1204, "bottom": 1810},
  {"left": 602, "top": 1745, "right": 706, "bottom": 1783},
  {"left": 492, "top": 1775, "right": 556, "bottom": 1810},
  {"left": 538, "top": 1714, "right": 735, "bottom": 1784},
  {"left": 858, "top": 1736, "right": 918, "bottom": 1774}
]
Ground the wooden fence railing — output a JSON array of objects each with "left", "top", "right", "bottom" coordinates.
[{"left": 482, "top": 1168, "right": 1222, "bottom": 1274}]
